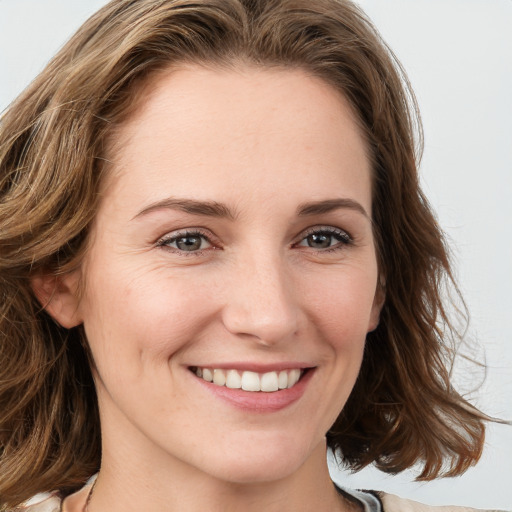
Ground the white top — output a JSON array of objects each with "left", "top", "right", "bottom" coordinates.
[{"left": 12, "top": 483, "right": 508, "bottom": 512}]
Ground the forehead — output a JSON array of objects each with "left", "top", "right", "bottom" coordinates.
[{"left": 101, "top": 64, "right": 372, "bottom": 215}]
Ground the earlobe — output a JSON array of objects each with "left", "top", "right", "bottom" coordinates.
[
  {"left": 31, "top": 272, "right": 83, "bottom": 328},
  {"left": 368, "top": 281, "right": 386, "bottom": 333}
]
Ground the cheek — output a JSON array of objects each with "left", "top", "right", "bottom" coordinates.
[
  {"left": 304, "top": 266, "right": 378, "bottom": 339},
  {"left": 79, "top": 259, "right": 217, "bottom": 377}
]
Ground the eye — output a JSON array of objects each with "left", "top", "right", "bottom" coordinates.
[
  {"left": 157, "top": 230, "right": 213, "bottom": 253},
  {"left": 296, "top": 227, "right": 352, "bottom": 251}
]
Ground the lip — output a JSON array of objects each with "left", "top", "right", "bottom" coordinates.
[
  {"left": 189, "top": 365, "right": 316, "bottom": 413},
  {"left": 189, "top": 361, "right": 314, "bottom": 373}
]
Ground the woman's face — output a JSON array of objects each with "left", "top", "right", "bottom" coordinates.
[{"left": 69, "top": 65, "right": 382, "bottom": 483}]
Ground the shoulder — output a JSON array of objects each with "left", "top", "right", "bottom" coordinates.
[
  {"left": 11, "top": 479, "right": 93, "bottom": 512},
  {"left": 7, "top": 492, "right": 61, "bottom": 512},
  {"left": 378, "top": 492, "right": 509, "bottom": 512},
  {"left": 335, "top": 485, "right": 508, "bottom": 512}
]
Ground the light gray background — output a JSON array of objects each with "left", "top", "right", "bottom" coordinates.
[{"left": 1, "top": 0, "right": 510, "bottom": 508}]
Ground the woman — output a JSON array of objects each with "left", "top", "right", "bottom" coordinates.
[{"left": 0, "top": 0, "right": 501, "bottom": 510}]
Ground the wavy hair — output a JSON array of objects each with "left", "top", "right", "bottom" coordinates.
[{"left": 0, "top": 0, "right": 489, "bottom": 507}]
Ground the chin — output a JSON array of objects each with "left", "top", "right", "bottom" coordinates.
[
  {"left": 188, "top": 433, "right": 322, "bottom": 485},
  {"left": 206, "top": 458, "right": 305, "bottom": 486}
]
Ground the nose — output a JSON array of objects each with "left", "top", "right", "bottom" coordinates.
[{"left": 221, "top": 251, "right": 299, "bottom": 346}]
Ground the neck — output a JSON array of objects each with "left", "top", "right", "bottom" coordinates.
[
  {"left": 72, "top": 385, "right": 355, "bottom": 512},
  {"left": 80, "top": 442, "right": 350, "bottom": 512}
]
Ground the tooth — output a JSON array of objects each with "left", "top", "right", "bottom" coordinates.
[
  {"left": 241, "top": 371, "right": 260, "bottom": 392},
  {"left": 287, "top": 369, "right": 301, "bottom": 388},
  {"left": 261, "top": 371, "right": 279, "bottom": 392},
  {"left": 226, "top": 370, "right": 242, "bottom": 389},
  {"left": 213, "top": 369, "right": 226, "bottom": 386},
  {"left": 202, "top": 367, "right": 303, "bottom": 391}
]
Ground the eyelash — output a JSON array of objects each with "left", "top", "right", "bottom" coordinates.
[
  {"left": 294, "top": 226, "right": 353, "bottom": 252},
  {"left": 156, "top": 226, "right": 353, "bottom": 255},
  {"left": 156, "top": 229, "right": 217, "bottom": 256}
]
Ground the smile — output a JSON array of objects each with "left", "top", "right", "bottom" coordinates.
[{"left": 191, "top": 367, "right": 304, "bottom": 392}]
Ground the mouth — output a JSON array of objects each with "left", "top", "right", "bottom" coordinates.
[{"left": 189, "top": 367, "right": 309, "bottom": 392}]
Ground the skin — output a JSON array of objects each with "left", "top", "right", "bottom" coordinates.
[{"left": 42, "top": 64, "right": 383, "bottom": 512}]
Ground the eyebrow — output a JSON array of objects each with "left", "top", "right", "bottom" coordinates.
[
  {"left": 297, "top": 198, "right": 369, "bottom": 218},
  {"left": 133, "top": 198, "right": 236, "bottom": 220},
  {"left": 133, "top": 196, "right": 369, "bottom": 221}
]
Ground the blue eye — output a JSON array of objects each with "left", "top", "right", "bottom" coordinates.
[
  {"left": 158, "top": 231, "right": 212, "bottom": 252},
  {"left": 297, "top": 228, "right": 351, "bottom": 250}
]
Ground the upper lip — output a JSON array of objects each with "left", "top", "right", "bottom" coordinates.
[{"left": 188, "top": 362, "right": 315, "bottom": 373}]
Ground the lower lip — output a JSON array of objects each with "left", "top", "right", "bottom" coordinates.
[{"left": 192, "top": 369, "right": 315, "bottom": 412}]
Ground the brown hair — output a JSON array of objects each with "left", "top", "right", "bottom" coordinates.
[{"left": 0, "top": 0, "right": 489, "bottom": 507}]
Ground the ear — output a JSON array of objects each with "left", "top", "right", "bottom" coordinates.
[
  {"left": 367, "top": 279, "right": 386, "bottom": 333},
  {"left": 31, "top": 271, "right": 83, "bottom": 328}
]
